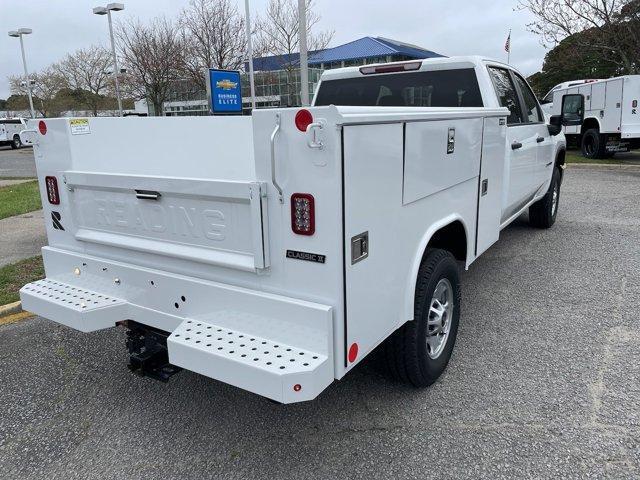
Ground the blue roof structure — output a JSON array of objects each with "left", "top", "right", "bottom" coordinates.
[{"left": 249, "top": 36, "right": 444, "bottom": 72}]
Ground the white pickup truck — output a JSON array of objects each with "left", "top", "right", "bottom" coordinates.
[{"left": 20, "top": 56, "right": 566, "bottom": 404}]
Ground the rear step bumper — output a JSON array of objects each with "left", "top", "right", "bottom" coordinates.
[
  {"left": 20, "top": 247, "right": 334, "bottom": 404},
  {"left": 20, "top": 279, "right": 128, "bottom": 332},
  {"left": 168, "top": 318, "right": 331, "bottom": 403}
]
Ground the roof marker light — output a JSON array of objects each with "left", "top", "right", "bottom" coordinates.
[{"left": 359, "top": 61, "right": 422, "bottom": 75}]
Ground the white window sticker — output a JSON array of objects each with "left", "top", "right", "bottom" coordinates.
[{"left": 70, "top": 118, "right": 91, "bottom": 135}]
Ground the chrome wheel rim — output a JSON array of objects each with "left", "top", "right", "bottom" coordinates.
[
  {"left": 426, "top": 278, "right": 453, "bottom": 360},
  {"left": 552, "top": 183, "right": 559, "bottom": 215}
]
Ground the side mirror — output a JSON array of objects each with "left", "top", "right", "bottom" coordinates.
[{"left": 548, "top": 115, "right": 562, "bottom": 136}]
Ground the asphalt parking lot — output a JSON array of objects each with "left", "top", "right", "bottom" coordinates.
[
  {"left": 0, "top": 145, "right": 37, "bottom": 178},
  {"left": 1, "top": 165, "right": 639, "bottom": 479}
]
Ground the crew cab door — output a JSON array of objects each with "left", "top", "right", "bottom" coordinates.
[
  {"left": 487, "top": 66, "right": 542, "bottom": 221},
  {"left": 512, "top": 73, "right": 554, "bottom": 189}
]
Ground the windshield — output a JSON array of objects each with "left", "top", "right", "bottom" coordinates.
[{"left": 314, "top": 68, "right": 483, "bottom": 108}]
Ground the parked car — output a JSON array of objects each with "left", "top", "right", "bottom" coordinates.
[{"left": 20, "top": 56, "right": 566, "bottom": 404}]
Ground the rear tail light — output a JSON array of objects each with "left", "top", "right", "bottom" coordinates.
[
  {"left": 45, "top": 176, "right": 60, "bottom": 205},
  {"left": 360, "top": 61, "right": 422, "bottom": 75},
  {"left": 291, "top": 193, "right": 315, "bottom": 235},
  {"left": 38, "top": 120, "right": 47, "bottom": 135}
]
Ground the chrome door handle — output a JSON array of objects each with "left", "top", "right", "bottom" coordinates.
[
  {"left": 536, "top": 136, "right": 545, "bottom": 143},
  {"left": 270, "top": 113, "right": 283, "bottom": 204},
  {"left": 511, "top": 141, "right": 523, "bottom": 150}
]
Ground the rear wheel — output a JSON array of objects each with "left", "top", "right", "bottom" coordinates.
[
  {"left": 11, "top": 135, "right": 22, "bottom": 149},
  {"left": 384, "top": 248, "right": 460, "bottom": 387},
  {"left": 581, "top": 128, "right": 607, "bottom": 159},
  {"left": 529, "top": 167, "right": 561, "bottom": 229}
]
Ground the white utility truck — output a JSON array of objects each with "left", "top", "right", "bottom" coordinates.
[
  {"left": 20, "top": 57, "right": 567, "bottom": 404},
  {"left": 0, "top": 117, "right": 27, "bottom": 149},
  {"left": 539, "top": 79, "right": 601, "bottom": 117},
  {"left": 543, "top": 75, "right": 640, "bottom": 158}
]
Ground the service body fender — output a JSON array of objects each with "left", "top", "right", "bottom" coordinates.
[{"left": 402, "top": 214, "right": 472, "bottom": 323}]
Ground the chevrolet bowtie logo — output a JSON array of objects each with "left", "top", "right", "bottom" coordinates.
[{"left": 216, "top": 79, "right": 238, "bottom": 90}]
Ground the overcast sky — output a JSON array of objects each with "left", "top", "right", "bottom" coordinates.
[{"left": 0, "top": 0, "right": 548, "bottom": 99}]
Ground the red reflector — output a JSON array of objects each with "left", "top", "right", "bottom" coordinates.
[
  {"left": 38, "top": 120, "right": 47, "bottom": 135},
  {"left": 293, "top": 384, "right": 302, "bottom": 392},
  {"left": 359, "top": 61, "right": 422, "bottom": 75},
  {"left": 348, "top": 343, "right": 359, "bottom": 363},
  {"left": 295, "top": 109, "right": 313, "bottom": 132},
  {"left": 633, "top": 100, "right": 638, "bottom": 108},
  {"left": 45, "top": 176, "right": 60, "bottom": 205},
  {"left": 291, "top": 193, "right": 315, "bottom": 235}
]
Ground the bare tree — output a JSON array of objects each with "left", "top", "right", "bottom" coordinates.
[
  {"left": 254, "top": 0, "right": 333, "bottom": 105},
  {"left": 116, "top": 17, "right": 184, "bottom": 115},
  {"left": 8, "top": 67, "right": 67, "bottom": 117},
  {"left": 180, "top": 0, "right": 247, "bottom": 89},
  {"left": 52, "top": 45, "right": 113, "bottom": 115},
  {"left": 520, "top": 0, "right": 639, "bottom": 73},
  {"left": 256, "top": 0, "right": 333, "bottom": 62}
]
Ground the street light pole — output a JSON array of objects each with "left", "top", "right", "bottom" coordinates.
[
  {"left": 106, "top": 9, "right": 123, "bottom": 116},
  {"left": 244, "top": 0, "right": 256, "bottom": 110},
  {"left": 298, "top": 0, "right": 309, "bottom": 106},
  {"left": 94, "top": 3, "right": 125, "bottom": 116},
  {"left": 8, "top": 29, "right": 35, "bottom": 118}
]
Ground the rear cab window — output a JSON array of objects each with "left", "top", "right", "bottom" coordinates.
[{"left": 314, "top": 68, "right": 484, "bottom": 108}]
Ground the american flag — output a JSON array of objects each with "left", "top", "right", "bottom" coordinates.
[{"left": 504, "top": 31, "right": 511, "bottom": 53}]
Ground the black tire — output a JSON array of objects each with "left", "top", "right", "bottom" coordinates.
[
  {"left": 581, "top": 128, "right": 607, "bottom": 159},
  {"left": 11, "top": 135, "right": 22, "bottom": 149},
  {"left": 529, "top": 167, "right": 561, "bottom": 229},
  {"left": 384, "top": 248, "right": 461, "bottom": 387}
]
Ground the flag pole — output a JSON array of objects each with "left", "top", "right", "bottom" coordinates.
[{"left": 244, "top": 0, "right": 256, "bottom": 110}]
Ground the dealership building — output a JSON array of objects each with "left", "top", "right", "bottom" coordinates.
[{"left": 163, "top": 36, "right": 443, "bottom": 116}]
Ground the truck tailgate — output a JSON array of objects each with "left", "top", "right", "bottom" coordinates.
[
  {"left": 66, "top": 172, "right": 269, "bottom": 271},
  {"left": 32, "top": 117, "right": 270, "bottom": 272}
]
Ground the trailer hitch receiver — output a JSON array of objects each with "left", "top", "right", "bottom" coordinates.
[{"left": 122, "top": 321, "right": 182, "bottom": 382}]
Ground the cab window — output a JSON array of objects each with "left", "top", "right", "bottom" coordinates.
[
  {"left": 541, "top": 89, "right": 555, "bottom": 104},
  {"left": 513, "top": 74, "right": 543, "bottom": 123},
  {"left": 488, "top": 67, "right": 523, "bottom": 125},
  {"left": 314, "top": 69, "right": 484, "bottom": 108}
]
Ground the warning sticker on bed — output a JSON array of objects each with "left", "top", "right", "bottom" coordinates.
[{"left": 69, "top": 118, "right": 90, "bottom": 135}]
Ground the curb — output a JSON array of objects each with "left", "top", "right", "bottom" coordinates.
[
  {"left": 566, "top": 162, "right": 640, "bottom": 170},
  {"left": 0, "top": 301, "right": 22, "bottom": 317}
]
